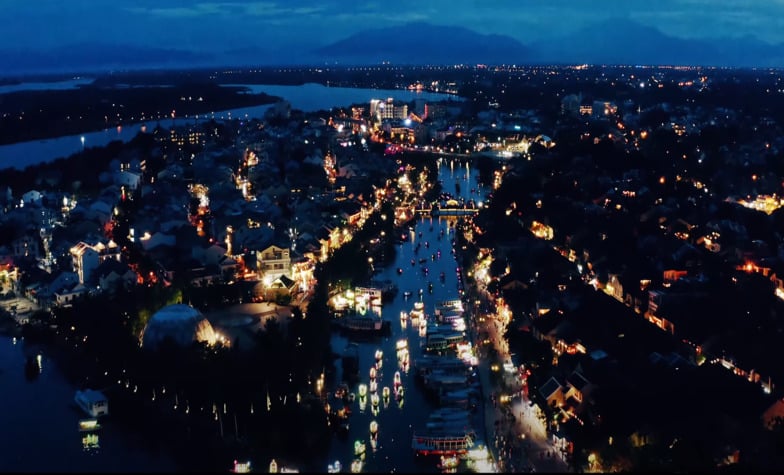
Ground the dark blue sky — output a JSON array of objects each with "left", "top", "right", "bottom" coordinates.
[{"left": 3, "top": 0, "right": 783, "bottom": 53}]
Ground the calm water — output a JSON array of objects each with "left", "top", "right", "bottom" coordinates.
[
  {"left": 0, "top": 335, "right": 178, "bottom": 472},
  {"left": 0, "top": 83, "right": 459, "bottom": 171},
  {"left": 317, "top": 157, "right": 488, "bottom": 473}
]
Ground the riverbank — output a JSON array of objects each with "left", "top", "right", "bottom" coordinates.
[{"left": 0, "top": 82, "right": 279, "bottom": 145}]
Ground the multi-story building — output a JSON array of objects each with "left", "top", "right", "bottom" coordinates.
[
  {"left": 371, "top": 98, "right": 408, "bottom": 122},
  {"left": 70, "top": 240, "right": 122, "bottom": 284},
  {"left": 257, "top": 244, "right": 291, "bottom": 284}
]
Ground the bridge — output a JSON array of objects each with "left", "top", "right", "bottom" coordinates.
[{"left": 414, "top": 207, "right": 479, "bottom": 217}]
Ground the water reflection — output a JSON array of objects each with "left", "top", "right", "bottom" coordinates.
[
  {"left": 0, "top": 336, "right": 178, "bottom": 472},
  {"left": 322, "top": 158, "right": 488, "bottom": 473}
]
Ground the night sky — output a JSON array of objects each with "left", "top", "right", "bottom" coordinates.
[{"left": 3, "top": 0, "right": 783, "bottom": 54}]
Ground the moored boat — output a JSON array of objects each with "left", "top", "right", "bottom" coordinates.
[
  {"left": 78, "top": 418, "right": 101, "bottom": 432},
  {"left": 75, "top": 389, "right": 109, "bottom": 418},
  {"left": 327, "top": 461, "right": 342, "bottom": 473},
  {"left": 354, "top": 439, "right": 366, "bottom": 456}
]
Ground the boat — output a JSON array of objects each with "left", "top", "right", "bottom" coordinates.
[
  {"left": 371, "top": 393, "right": 380, "bottom": 407},
  {"left": 369, "top": 380, "right": 377, "bottom": 393},
  {"left": 414, "top": 301, "right": 424, "bottom": 311},
  {"left": 341, "top": 316, "right": 384, "bottom": 332},
  {"left": 411, "top": 431, "right": 475, "bottom": 455},
  {"left": 396, "top": 385, "right": 405, "bottom": 399},
  {"left": 75, "top": 389, "right": 109, "bottom": 418},
  {"left": 78, "top": 418, "right": 101, "bottom": 432},
  {"left": 358, "top": 384, "right": 367, "bottom": 398},
  {"left": 370, "top": 367, "right": 376, "bottom": 380},
  {"left": 335, "top": 383, "right": 349, "bottom": 400},
  {"left": 354, "top": 439, "right": 366, "bottom": 456},
  {"left": 232, "top": 460, "right": 252, "bottom": 473},
  {"left": 382, "top": 386, "right": 391, "bottom": 399},
  {"left": 327, "top": 461, "right": 342, "bottom": 473},
  {"left": 396, "top": 339, "right": 408, "bottom": 351},
  {"left": 438, "top": 455, "right": 459, "bottom": 470},
  {"left": 370, "top": 420, "right": 378, "bottom": 435},
  {"left": 375, "top": 349, "right": 383, "bottom": 361},
  {"left": 426, "top": 335, "right": 449, "bottom": 352},
  {"left": 400, "top": 310, "right": 408, "bottom": 322},
  {"left": 394, "top": 371, "right": 401, "bottom": 387},
  {"left": 350, "top": 459, "right": 363, "bottom": 473}
]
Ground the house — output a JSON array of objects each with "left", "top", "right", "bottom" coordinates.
[
  {"left": 54, "top": 281, "right": 88, "bottom": 307},
  {"left": 644, "top": 290, "right": 677, "bottom": 334},
  {"left": 257, "top": 244, "right": 291, "bottom": 283},
  {"left": 139, "top": 231, "right": 176, "bottom": 251},
  {"left": 539, "top": 376, "right": 565, "bottom": 409},
  {"left": 218, "top": 255, "right": 239, "bottom": 280},
  {"left": 11, "top": 234, "right": 41, "bottom": 259},
  {"left": 95, "top": 259, "right": 137, "bottom": 293},
  {"left": 70, "top": 240, "right": 122, "bottom": 285},
  {"left": 762, "top": 399, "right": 784, "bottom": 430},
  {"left": 339, "top": 200, "right": 364, "bottom": 227},
  {"left": 35, "top": 271, "right": 86, "bottom": 309},
  {"left": 264, "top": 275, "right": 297, "bottom": 301},
  {"left": 114, "top": 169, "right": 142, "bottom": 191},
  {"left": 70, "top": 242, "right": 99, "bottom": 285},
  {"left": 22, "top": 190, "right": 43, "bottom": 206},
  {"left": 192, "top": 243, "right": 228, "bottom": 267},
  {"left": 564, "top": 371, "right": 592, "bottom": 407}
]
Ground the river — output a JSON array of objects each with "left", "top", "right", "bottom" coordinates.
[
  {"left": 0, "top": 334, "right": 179, "bottom": 472},
  {"left": 315, "top": 157, "right": 489, "bottom": 473},
  {"left": 0, "top": 79, "right": 479, "bottom": 472},
  {"left": 0, "top": 82, "right": 460, "bottom": 171}
]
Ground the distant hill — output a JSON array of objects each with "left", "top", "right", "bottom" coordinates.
[
  {"left": 2, "top": 19, "right": 782, "bottom": 76},
  {"left": 529, "top": 18, "right": 784, "bottom": 67},
  {"left": 313, "top": 22, "right": 531, "bottom": 65}
]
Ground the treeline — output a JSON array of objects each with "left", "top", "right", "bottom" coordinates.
[{"left": 0, "top": 82, "right": 278, "bottom": 144}]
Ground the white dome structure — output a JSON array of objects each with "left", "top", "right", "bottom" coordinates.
[{"left": 141, "top": 304, "right": 218, "bottom": 350}]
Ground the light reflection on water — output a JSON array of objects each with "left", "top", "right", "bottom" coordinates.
[
  {"left": 0, "top": 156, "right": 486, "bottom": 472},
  {"left": 0, "top": 337, "right": 178, "bottom": 472},
  {"left": 321, "top": 159, "right": 488, "bottom": 473}
]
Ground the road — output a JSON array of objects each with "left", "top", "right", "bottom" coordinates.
[{"left": 467, "top": 279, "right": 570, "bottom": 473}]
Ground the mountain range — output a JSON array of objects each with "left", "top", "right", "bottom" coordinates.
[{"left": 1, "top": 19, "right": 782, "bottom": 76}]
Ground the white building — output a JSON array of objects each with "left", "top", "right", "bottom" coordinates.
[{"left": 70, "top": 240, "right": 122, "bottom": 284}]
